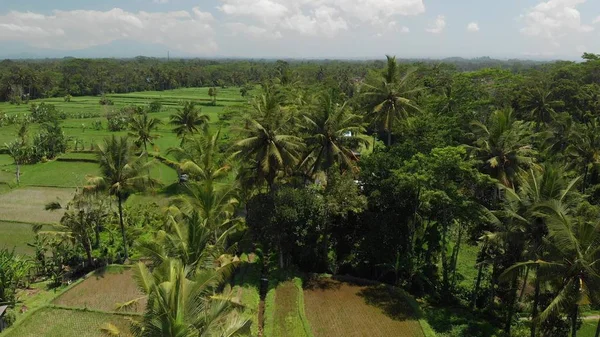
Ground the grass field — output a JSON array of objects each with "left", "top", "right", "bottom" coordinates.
[
  {"left": 53, "top": 266, "right": 146, "bottom": 313},
  {"left": 303, "top": 278, "right": 425, "bottom": 337},
  {"left": 0, "top": 187, "right": 74, "bottom": 223},
  {"left": 580, "top": 320, "right": 599, "bottom": 337},
  {"left": 232, "top": 257, "right": 262, "bottom": 336},
  {"left": 0, "top": 221, "right": 55, "bottom": 255},
  {"left": 3, "top": 307, "right": 133, "bottom": 337},
  {"left": 264, "top": 277, "right": 313, "bottom": 337}
]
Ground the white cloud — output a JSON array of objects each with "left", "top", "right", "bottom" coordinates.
[
  {"left": 225, "top": 22, "right": 282, "bottom": 39},
  {"left": 0, "top": 8, "right": 217, "bottom": 54},
  {"left": 576, "top": 45, "right": 587, "bottom": 53},
  {"left": 373, "top": 21, "right": 409, "bottom": 37},
  {"left": 218, "top": 0, "right": 424, "bottom": 37},
  {"left": 594, "top": 16, "right": 600, "bottom": 24},
  {"left": 153, "top": 0, "right": 169, "bottom": 3},
  {"left": 467, "top": 22, "right": 479, "bottom": 32},
  {"left": 386, "top": 21, "right": 410, "bottom": 33},
  {"left": 521, "top": 0, "right": 593, "bottom": 46},
  {"left": 426, "top": 15, "right": 446, "bottom": 33}
]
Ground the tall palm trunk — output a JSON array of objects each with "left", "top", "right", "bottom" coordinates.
[
  {"left": 81, "top": 211, "right": 94, "bottom": 267},
  {"left": 117, "top": 193, "right": 128, "bottom": 260},
  {"left": 451, "top": 224, "right": 464, "bottom": 289},
  {"left": 94, "top": 223, "right": 101, "bottom": 248},
  {"left": 387, "top": 129, "right": 392, "bottom": 147},
  {"left": 531, "top": 272, "right": 541, "bottom": 337},
  {"left": 582, "top": 164, "right": 589, "bottom": 193},
  {"left": 505, "top": 273, "right": 519, "bottom": 336},
  {"left": 472, "top": 261, "right": 484, "bottom": 310},
  {"left": 84, "top": 236, "right": 93, "bottom": 267},
  {"left": 16, "top": 162, "right": 20, "bottom": 184},
  {"left": 518, "top": 267, "right": 530, "bottom": 303},
  {"left": 571, "top": 304, "right": 578, "bottom": 337}
]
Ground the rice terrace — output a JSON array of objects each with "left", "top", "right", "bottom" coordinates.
[{"left": 2, "top": 2, "right": 600, "bottom": 336}]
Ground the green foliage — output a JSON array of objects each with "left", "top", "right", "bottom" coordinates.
[
  {"left": 0, "top": 249, "right": 32, "bottom": 303},
  {"left": 29, "top": 103, "right": 65, "bottom": 123},
  {"left": 264, "top": 277, "right": 313, "bottom": 337},
  {"left": 86, "top": 135, "right": 159, "bottom": 260},
  {"left": 247, "top": 186, "right": 325, "bottom": 270},
  {"left": 131, "top": 259, "right": 248, "bottom": 337},
  {"left": 169, "top": 101, "right": 209, "bottom": 143},
  {"left": 32, "top": 120, "right": 68, "bottom": 161},
  {"left": 99, "top": 95, "right": 114, "bottom": 106},
  {"left": 147, "top": 100, "right": 162, "bottom": 113},
  {"left": 106, "top": 109, "right": 130, "bottom": 132}
]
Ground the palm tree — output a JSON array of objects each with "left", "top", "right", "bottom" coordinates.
[
  {"left": 498, "top": 165, "right": 581, "bottom": 337},
  {"left": 128, "top": 112, "right": 161, "bottom": 156},
  {"left": 540, "top": 203, "right": 600, "bottom": 337},
  {"left": 86, "top": 136, "right": 158, "bottom": 260},
  {"left": 470, "top": 108, "right": 536, "bottom": 189},
  {"left": 360, "top": 55, "right": 422, "bottom": 146},
  {"left": 138, "top": 211, "right": 236, "bottom": 270},
  {"left": 170, "top": 181, "right": 239, "bottom": 243},
  {"left": 45, "top": 192, "right": 109, "bottom": 267},
  {"left": 170, "top": 101, "right": 209, "bottom": 145},
  {"left": 567, "top": 119, "right": 600, "bottom": 193},
  {"left": 166, "top": 130, "right": 231, "bottom": 183},
  {"left": 234, "top": 119, "right": 304, "bottom": 191},
  {"left": 300, "top": 91, "right": 369, "bottom": 176},
  {"left": 249, "top": 83, "right": 289, "bottom": 130},
  {"left": 129, "top": 259, "right": 248, "bottom": 337},
  {"left": 522, "top": 84, "right": 561, "bottom": 130},
  {"left": 503, "top": 202, "right": 600, "bottom": 337}
]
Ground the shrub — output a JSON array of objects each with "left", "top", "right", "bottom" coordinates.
[
  {"left": 148, "top": 100, "right": 162, "bottom": 112},
  {"left": 92, "top": 120, "right": 103, "bottom": 130},
  {"left": 106, "top": 108, "right": 134, "bottom": 132},
  {"left": 64, "top": 94, "right": 72, "bottom": 102},
  {"left": 30, "top": 103, "right": 66, "bottom": 123},
  {"left": 99, "top": 95, "right": 114, "bottom": 106},
  {"left": 32, "top": 120, "right": 68, "bottom": 160},
  {"left": 3, "top": 308, "right": 16, "bottom": 328}
]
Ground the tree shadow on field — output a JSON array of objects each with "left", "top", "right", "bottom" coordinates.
[
  {"left": 303, "top": 277, "right": 342, "bottom": 291},
  {"left": 421, "top": 305, "right": 498, "bottom": 336},
  {"left": 357, "top": 286, "right": 420, "bottom": 322},
  {"left": 92, "top": 265, "right": 128, "bottom": 280}
]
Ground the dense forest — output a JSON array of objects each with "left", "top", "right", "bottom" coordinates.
[
  {"left": 0, "top": 56, "right": 547, "bottom": 103},
  {"left": 2, "top": 53, "right": 600, "bottom": 337}
]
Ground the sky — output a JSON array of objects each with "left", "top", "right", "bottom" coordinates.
[{"left": 0, "top": 0, "right": 599, "bottom": 60}]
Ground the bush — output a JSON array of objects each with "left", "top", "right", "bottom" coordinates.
[
  {"left": 92, "top": 120, "right": 103, "bottom": 130},
  {"left": 64, "top": 94, "right": 72, "bottom": 102},
  {"left": 148, "top": 100, "right": 162, "bottom": 112},
  {"left": 99, "top": 95, "right": 114, "bottom": 106},
  {"left": 32, "top": 120, "right": 68, "bottom": 160},
  {"left": 3, "top": 308, "right": 16, "bottom": 328},
  {"left": 106, "top": 108, "right": 132, "bottom": 132},
  {"left": 30, "top": 103, "right": 66, "bottom": 123}
]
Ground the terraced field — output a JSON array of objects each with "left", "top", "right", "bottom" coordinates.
[
  {"left": 53, "top": 266, "right": 146, "bottom": 313},
  {"left": 303, "top": 278, "right": 425, "bottom": 337},
  {"left": 3, "top": 307, "right": 133, "bottom": 337},
  {"left": 3, "top": 266, "right": 140, "bottom": 337}
]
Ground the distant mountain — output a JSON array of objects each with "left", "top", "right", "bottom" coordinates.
[{"left": 0, "top": 40, "right": 183, "bottom": 60}]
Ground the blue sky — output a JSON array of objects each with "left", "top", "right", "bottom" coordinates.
[{"left": 0, "top": 0, "right": 599, "bottom": 59}]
